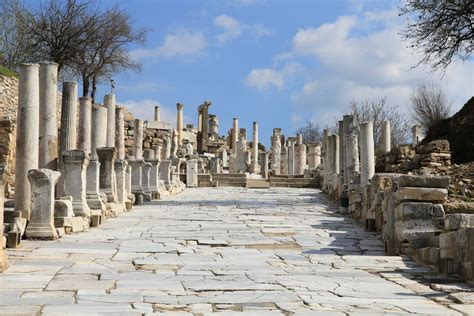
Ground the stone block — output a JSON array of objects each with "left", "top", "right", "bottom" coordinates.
[
  {"left": 444, "top": 202, "right": 474, "bottom": 214},
  {"left": 439, "top": 231, "right": 456, "bottom": 250},
  {"left": 90, "top": 209, "right": 102, "bottom": 227},
  {"left": 398, "top": 175, "right": 450, "bottom": 188},
  {"left": 6, "top": 230, "right": 20, "bottom": 248},
  {"left": 445, "top": 213, "right": 474, "bottom": 230},
  {"left": 395, "top": 202, "right": 433, "bottom": 221},
  {"left": 395, "top": 187, "right": 448, "bottom": 202},
  {"left": 246, "top": 179, "right": 270, "bottom": 189},
  {"left": 3, "top": 209, "right": 20, "bottom": 223},
  {"left": 54, "top": 199, "right": 74, "bottom": 218}
]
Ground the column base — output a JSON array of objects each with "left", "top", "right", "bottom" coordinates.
[{"left": 25, "top": 224, "right": 58, "bottom": 240}]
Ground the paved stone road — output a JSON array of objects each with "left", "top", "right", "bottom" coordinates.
[{"left": 0, "top": 188, "right": 467, "bottom": 315}]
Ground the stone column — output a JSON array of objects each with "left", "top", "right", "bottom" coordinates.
[
  {"left": 360, "top": 121, "right": 375, "bottom": 185},
  {"left": 96, "top": 148, "right": 117, "bottom": 203},
  {"left": 249, "top": 122, "right": 261, "bottom": 174},
  {"left": 91, "top": 105, "right": 107, "bottom": 157},
  {"left": 343, "top": 115, "right": 360, "bottom": 184},
  {"left": 412, "top": 125, "right": 424, "bottom": 146},
  {"left": 186, "top": 159, "right": 199, "bottom": 187},
  {"left": 198, "top": 109, "right": 203, "bottom": 132},
  {"left": 333, "top": 135, "right": 340, "bottom": 175},
  {"left": 280, "top": 146, "right": 289, "bottom": 175},
  {"left": 60, "top": 82, "right": 78, "bottom": 157},
  {"left": 104, "top": 93, "right": 116, "bottom": 147},
  {"left": 338, "top": 120, "right": 345, "bottom": 175},
  {"left": 38, "top": 62, "right": 58, "bottom": 170},
  {"left": 115, "top": 106, "right": 125, "bottom": 160},
  {"left": 62, "top": 150, "right": 90, "bottom": 217},
  {"left": 164, "top": 136, "right": 171, "bottom": 159},
  {"left": 198, "top": 101, "right": 211, "bottom": 153},
  {"left": 295, "top": 137, "right": 306, "bottom": 176},
  {"left": 129, "top": 159, "right": 145, "bottom": 205},
  {"left": 0, "top": 165, "right": 8, "bottom": 271},
  {"left": 259, "top": 152, "right": 269, "bottom": 178},
  {"left": 271, "top": 129, "right": 281, "bottom": 175},
  {"left": 15, "top": 63, "right": 40, "bottom": 219},
  {"left": 78, "top": 97, "right": 92, "bottom": 154},
  {"left": 322, "top": 129, "right": 329, "bottom": 188},
  {"left": 133, "top": 119, "right": 144, "bottom": 159},
  {"left": 176, "top": 103, "right": 184, "bottom": 146},
  {"left": 25, "top": 169, "right": 60, "bottom": 240},
  {"left": 380, "top": 120, "right": 391, "bottom": 153},
  {"left": 308, "top": 144, "right": 321, "bottom": 169},
  {"left": 125, "top": 163, "right": 133, "bottom": 204},
  {"left": 232, "top": 118, "right": 238, "bottom": 155},
  {"left": 210, "top": 157, "right": 221, "bottom": 174},
  {"left": 288, "top": 139, "right": 295, "bottom": 175},
  {"left": 153, "top": 144, "right": 162, "bottom": 161},
  {"left": 115, "top": 159, "right": 129, "bottom": 209},
  {"left": 154, "top": 105, "right": 160, "bottom": 122}
]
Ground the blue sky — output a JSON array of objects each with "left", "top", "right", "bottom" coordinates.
[{"left": 93, "top": 0, "right": 473, "bottom": 146}]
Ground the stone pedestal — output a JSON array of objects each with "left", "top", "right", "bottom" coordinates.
[
  {"left": 104, "top": 93, "right": 116, "bottom": 147},
  {"left": 86, "top": 159, "right": 106, "bottom": 212},
  {"left": 39, "top": 62, "right": 58, "bottom": 170},
  {"left": 0, "top": 165, "right": 8, "bottom": 271},
  {"left": 380, "top": 120, "right": 391, "bottom": 153},
  {"left": 147, "top": 159, "right": 160, "bottom": 199},
  {"left": 25, "top": 169, "right": 60, "bottom": 240},
  {"left": 115, "top": 160, "right": 130, "bottom": 210},
  {"left": 15, "top": 63, "right": 40, "bottom": 219},
  {"left": 62, "top": 150, "right": 91, "bottom": 217},
  {"left": 78, "top": 97, "right": 92, "bottom": 153},
  {"left": 159, "top": 160, "right": 172, "bottom": 189},
  {"left": 186, "top": 159, "right": 199, "bottom": 187},
  {"left": 96, "top": 148, "right": 117, "bottom": 203},
  {"left": 360, "top": 121, "right": 375, "bottom": 185},
  {"left": 129, "top": 159, "right": 146, "bottom": 205},
  {"left": 142, "top": 162, "right": 152, "bottom": 201}
]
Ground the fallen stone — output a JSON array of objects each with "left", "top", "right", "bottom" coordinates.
[
  {"left": 445, "top": 213, "right": 474, "bottom": 230},
  {"left": 398, "top": 175, "right": 450, "bottom": 188},
  {"left": 395, "top": 187, "right": 448, "bottom": 202}
]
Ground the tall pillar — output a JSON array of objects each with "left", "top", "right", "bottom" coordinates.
[
  {"left": 25, "top": 169, "right": 60, "bottom": 240},
  {"left": 176, "top": 103, "right": 184, "bottom": 146},
  {"left": 338, "top": 120, "right": 345, "bottom": 175},
  {"left": 343, "top": 115, "right": 359, "bottom": 184},
  {"left": 250, "top": 122, "right": 261, "bottom": 174},
  {"left": 0, "top": 165, "right": 8, "bottom": 271},
  {"left": 38, "top": 62, "right": 58, "bottom": 170},
  {"left": 154, "top": 105, "right": 160, "bottom": 122},
  {"left": 78, "top": 97, "right": 92, "bottom": 154},
  {"left": 288, "top": 139, "right": 295, "bottom": 175},
  {"left": 97, "top": 148, "right": 117, "bottom": 203},
  {"left": 60, "top": 82, "right": 78, "bottom": 157},
  {"left": 104, "top": 93, "right": 116, "bottom": 147},
  {"left": 198, "top": 109, "right": 203, "bottom": 132},
  {"left": 15, "top": 63, "right": 40, "bottom": 219},
  {"left": 380, "top": 120, "right": 391, "bottom": 153},
  {"left": 327, "top": 134, "right": 334, "bottom": 177},
  {"left": 115, "top": 106, "right": 126, "bottom": 160},
  {"left": 133, "top": 119, "right": 144, "bottom": 159},
  {"left": 91, "top": 105, "right": 107, "bottom": 158},
  {"left": 360, "top": 121, "right": 375, "bottom": 185},
  {"left": 62, "top": 150, "right": 90, "bottom": 217},
  {"left": 197, "top": 101, "right": 211, "bottom": 153},
  {"left": 232, "top": 118, "right": 238, "bottom": 155},
  {"left": 295, "top": 135, "right": 306, "bottom": 175}
]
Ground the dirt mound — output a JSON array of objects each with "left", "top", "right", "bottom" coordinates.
[{"left": 423, "top": 97, "right": 474, "bottom": 164}]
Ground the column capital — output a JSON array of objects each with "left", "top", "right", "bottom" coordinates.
[{"left": 177, "top": 102, "right": 184, "bottom": 110}]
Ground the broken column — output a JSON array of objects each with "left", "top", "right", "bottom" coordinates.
[
  {"left": 288, "top": 138, "right": 296, "bottom": 175},
  {"left": 25, "top": 169, "right": 60, "bottom": 240},
  {"left": 78, "top": 97, "right": 92, "bottom": 153},
  {"left": 249, "top": 122, "right": 261, "bottom": 174},
  {"left": 271, "top": 128, "right": 281, "bottom": 175},
  {"left": 295, "top": 134, "right": 306, "bottom": 175},
  {"left": 38, "top": 61, "right": 58, "bottom": 170},
  {"left": 280, "top": 145, "right": 289, "bottom": 175},
  {"left": 343, "top": 115, "right": 360, "bottom": 184},
  {"left": 115, "top": 106, "right": 130, "bottom": 209},
  {"left": 177, "top": 102, "right": 184, "bottom": 147},
  {"left": 322, "top": 129, "right": 329, "bottom": 188},
  {"left": 360, "top": 121, "right": 375, "bottom": 185},
  {"left": 338, "top": 120, "right": 345, "bottom": 175},
  {"left": 60, "top": 82, "right": 78, "bottom": 157},
  {"left": 142, "top": 162, "right": 152, "bottom": 202},
  {"left": 133, "top": 119, "right": 144, "bottom": 159},
  {"left": 308, "top": 144, "right": 321, "bottom": 169},
  {"left": 154, "top": 105, "right": 160, "bottom": 121},
  {"left": 62, "top": 150, "right": 90, "bottom": 217},
  {"left": 15, "top": 63, "right": 40, "bottom": 219},
  {"left": 259, "top": 152, "right": 269, "bottom": 178},
  {"left": 197, "top": 101, "right": 211, "bottom": 153},
  {"left": 91, "top": 105, "right": 107, "bottom": 155},
  {"left": 104, "top": 93, "right": 116, "bottom": 147},
  {"left": 412, "top": 125, "right": 424, "bottom": 146},
  {"left": 232, "top": 118, "right": 238, "bottom": 155},
  {"left": 380, "top": 120, "right": 391, "bottom": 153},
  {"left": 332, "top": 134, "right": 339, "bottom": 176},
  {"left": 186, "top": 159, "right": 199, "bottom": 187}
]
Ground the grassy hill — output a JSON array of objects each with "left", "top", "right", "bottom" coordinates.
[{"left": 0, "top": 65, "right": 18, "bottom": 78}]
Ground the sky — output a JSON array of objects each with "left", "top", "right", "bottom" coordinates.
[{"left": 91, "top": 0, "right": 473, "bottom": 146}]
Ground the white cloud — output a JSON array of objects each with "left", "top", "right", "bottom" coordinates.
[
  {"left": 244, "top": 62, "right": 302, "bottom": 91},
  {"left": 130, "top": 30, "right": 207, "bottom": 60},
  {"left": 213, "top": 14, "right": 271, "bottom": 44}
]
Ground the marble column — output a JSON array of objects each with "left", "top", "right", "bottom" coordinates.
[
  {"left": 332, "top": 134, "right": 340, "bottom": 175},
  {"left": 97, "top": 147, "right": 117, "bottom": 203},
  {"left": 133, "top": 119, "right": 144, "bottom": 159},
  {"left": 78, "top": 97, "right": 92, "bottom": 154},
  {"left": 360, "top": 121, "right": 375, "bottom": 185},
  {"left": 295, "top": 134, "right": 306, "bottom": 175},
  {"left": 0, "top": 165, "right": 8, "bottom": 271},
  {"left": 91, "top": 105, "right": 107, "bottom": 157},
  {"left": 115, "top": 106, "right": 125, "bottom": 160},
  {"left": 62, "top": 150, "right": 90, "bottom": 217},
  {"left": 198, "top": 109, "right": 203, "bottom": 132},
  {"left": 115, "top": 159, "right": 129, "bottom": 209},
  {"left": 25, "top": 169, "right": 60, "bottom": 240},
  {"left": 38, "top": 62, "right": 58, "bottom": 170},
  {"left": 280, "top": 146, "right": 289, "bottom": 175},
  {"left": 104, "top": 93, "right": 116, "bottom": 147},
  {"left": 210, "top": 157, "right": 221, "bottom": 174},
  {"left": 232, "top": 118, "right": 238, "bottom": 155},
  {"left": 288, "top": 139, "right": 295, "bottom": 175},
  {"left": 380, "top": 120, "right": 391, "bottom": 153},
  {"left": 343, "top": 115, "right": 360, "bottom": 184},
  {"left": 259, "top": 152, "right": 269, "bottom": 179},
  {"left": 271, "top": 129, "right": 281, "bottom": 175},
  {"left": 15, "top": 63, "right": 40, "bottom": 219},
  {"left": 308, "top": 144, "right": 322, "bottom": 169},
  {"left": 198, "top": 101, "right": 211, "bottom": 153},
  {"left": 60, "top": 82, "right": 78, "bottom": 157},
  {"left": 338, "top": 120, "right": 345, "bottom": 176},
  {"left": 86, "top": 159, "right": 105, "bottom": 212},
  {"left": 177, "top": 103, "right": 184, "bottom": 146},
  {"left": 322, "top": 129, "right": 329, "bottom": 188},
  {"left": 129, "top": 159, "right": 145, "bottom": 205},
  {"left": 186, "top": 159, "right": 199, "bottom": 187},
  {"left": 250, "top": 122, "right": 261, "bottom": 174},
  {"left": 125, "top": 164, "right": 133, "bottom": 205},
  {"left": 327, "top": 134, "right": 334, "bottom": 177},
  {"left": 154, "top": 105, "right": 160, "bottom": 121}
]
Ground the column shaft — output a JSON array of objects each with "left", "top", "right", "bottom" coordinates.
[{"left": 104, "top": 93, "right": 116, "bottom": 147}]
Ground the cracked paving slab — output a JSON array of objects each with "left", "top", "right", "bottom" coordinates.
[{"left": 0, "top": 187, "right": 467, "bottom": 315}]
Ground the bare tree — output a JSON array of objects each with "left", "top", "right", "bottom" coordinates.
[
  {"left": 400, "top": 0, "right": 474, "bottom": 70},
  {"left": 348, "top": 97, "right": 411, "bottom": 147},
  {"left": 70, "top": 7, "right": 146, "bottom": 100},
  {"left": 295, "top": 121, "right": 323, "bottom": 143},
  {"left": 410, "top": 81, "right": 453, "bottom": 130},
  {"left": 0, "top": 0, "right": 32, "bottom": 69}
]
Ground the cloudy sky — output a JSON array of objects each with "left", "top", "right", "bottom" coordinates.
[{"left": 96, "top": 0, "right": 473, "bottom": 146}]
